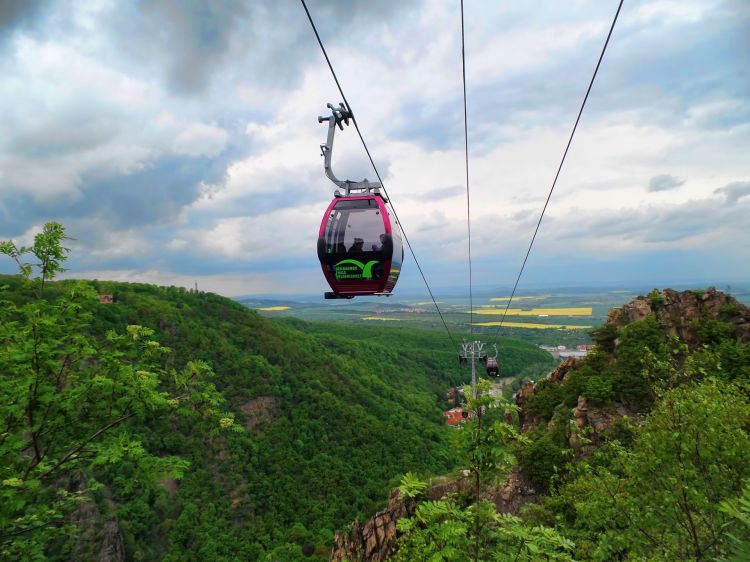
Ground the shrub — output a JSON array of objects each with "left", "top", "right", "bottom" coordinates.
[
  {"left": 720, "top": 302, "right": 744, "bottom": 320},
  {"left": 525, "top": 379, "right": 565, "bottom": 422},
  {"left": 648, "top": 289, "right": 666, "bottom": 311},
  {"left": 517, "top": 428, "right": 571, "bottom": 494},
  {"left": 584, "top": 376, "right": 614, "bottom": 405},
  {"left": 693, "top": 316, "right": 735, "bottom": 345},
  {"left": 591, "top": 323, "right": 617, "bottom": 354}
]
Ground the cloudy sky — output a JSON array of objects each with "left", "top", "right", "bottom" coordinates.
[{"left": 1, "top": 0, "right": 748, "bottom": 297}]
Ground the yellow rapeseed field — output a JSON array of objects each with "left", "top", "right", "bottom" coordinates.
[
  {"left": 470, "top": 307, "right": 593, "bottom": 316},
  {"left": 256, "top": 306, "right": 290, "bottom": 311},
  {"left": 360, "top": 317, "right": 401, "bottom": 321},
  {"left": 473, "top": 321, "right": 592, "bottom": 329}
]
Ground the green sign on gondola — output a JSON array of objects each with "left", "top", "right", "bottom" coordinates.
[{"left": 334, "top": 259, "right": 379, "bottom": 280}]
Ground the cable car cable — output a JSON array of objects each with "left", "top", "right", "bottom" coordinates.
[
  {"left": 490, "top": 0, "right": 624, "bottom": 343},
  {"left": 300, "top": 0, "right": 460, "bottom": 352},
  {"left": 460, "top": 0, "right": 474, "bottom": 336}
]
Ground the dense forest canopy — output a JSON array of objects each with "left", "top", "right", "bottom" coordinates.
[{"left": 0, "top": 224, "right": 555, "bottom": 561}]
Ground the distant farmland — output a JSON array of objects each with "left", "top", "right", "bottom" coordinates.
[
  {"left": 469, "top": 307, "right": 593, "bottom": 316},
  {"left": 244, "top": 287, "right": 650, "bottom": 347},
  {"left": 473, "top": 321, "right": 592, "bottom": 329}
]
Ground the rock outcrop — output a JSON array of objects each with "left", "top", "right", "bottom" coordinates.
[
  {"left": 96, "top": 520, "right": 126, "bottom": 562},
  {"left": 331, "top": 289, "right": 748, "bottom": 562},
  {"left": 518, "top": 288, "right": 748, "bottom": 455},
  {"left": 68, "top": 475, "right": 126, "bottom": 562},
  {"left": 330, "top": 489, "right": 415, "bottom": 562},
  {"left": 608, "top": 287, "right": 750, "bottom": 345},
  {"left": 515, "top": 357, "right": 581, "bottom": 433},
  {"left": 330, "top": 479, "right": 470, "bottom": 562},
  {"left": 486, "top": 469, "right": 538, "bottom": 515},
  {"left": 568, "top": 396, "right": 636, "bottom": 457},
  {"left": 329, "top": 471, "right": 537, "bottom": 562},
  {"left": 240, "top": 395, "right": 276, "bottom": 430}
]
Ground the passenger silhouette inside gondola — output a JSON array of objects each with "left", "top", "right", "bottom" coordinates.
[
  {"left": 349, "top": 238, "right": 364, "bottom": 253},
  {"left": 371, "top": 233, "right": 388, "bottom": 252}
]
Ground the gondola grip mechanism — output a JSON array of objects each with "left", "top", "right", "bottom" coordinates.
[{"left": 318, "top": 102, "right": 382, "bottom": 196}]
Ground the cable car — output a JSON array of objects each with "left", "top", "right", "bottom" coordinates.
[
  {"left": 486, "top": 357, "right": 500, "bottom": 377},
  {"left": 316, "top": 103, "right": 404, "bottom": 299},
  {"left": 485, "top": 343, "right": 501, "bottom": 376}
]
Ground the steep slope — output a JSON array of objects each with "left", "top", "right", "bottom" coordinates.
[
  {"left": 0, "top": 274, "right": 554, "bottom": 561},
  {"left": 325, "top": 288, "right": 750, "bottom": 562},
  {"left": 513, "top": 288, "right": 750, "bottom": 561},
  {"left": 87, "top": 280, "right": 455, "bottom": 560}
]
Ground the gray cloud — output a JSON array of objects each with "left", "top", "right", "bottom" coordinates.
[
  {"left": 389, "top": 96, "right": 463, "bottom": 151},
  {"left": 104, "top": 0, "right": 422, "bottom": 96},
  {"left": 0, "top": 0, "right": 47, "bottom": 41},
  {"left": 79, "top": 156, "right": 224, "bottom": 228},
  {"left": 550, "top": 193, "right": 749, "bottom": 245},
  {"left": 8, "top": 106, "right": 119, "bottom": 160},
  {"left": 715, "top": 181, "right": 750, "bottom": 204},
  {"left": 389, "top": 1, "right": 749, "bottom": 154},
  {"left": 187, "top": 185, "right": 323, "bottom": 224},
  {"left": 0, "top": 153, "right": 230, "bottom": 240},
  {"left": 648, "top": 174, "right": 685, "bottom": 192},
  {"left": 109, "top": 1, "right": 248, "bottom": 94},
  {"left": 416, "top": 211, "right": 451, "bottom": 233}
]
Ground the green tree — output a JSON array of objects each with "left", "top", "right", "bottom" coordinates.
[
  {"left": 591, "top": 322, "right": 617, "bottom": 354},
  {"left": 0, "top": 223, "right": 238, "bottom": 560},
  {"left": 718, "top": 479, "right": 750, "bottom": 562},
  {"left": 393, "top": 380, "right": 574, "bottom": 561},
  {"left": 516, "top": 426, "right": 570, "bottom": 494},
  {"left": 561, "top": 380, "right": 750, "bottom": 561}
]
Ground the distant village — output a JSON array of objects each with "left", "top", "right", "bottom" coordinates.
[{"left": 538, "top": 343, "right": 595, "bottom": 359}]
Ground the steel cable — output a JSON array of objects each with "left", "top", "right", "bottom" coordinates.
[
  {"left": 300, "top": 0, "right": 460, "bottom": 352},
  {"left": 461, "top": 0, "right": 474, "bottom": 336},
  {"left": 491, "top": 0, "right": 625, "bottom": 343}
]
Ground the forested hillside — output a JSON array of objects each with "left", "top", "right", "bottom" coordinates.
[
  {"left": 333, "top": 288, "right": 750, "bottom": 562},
  {"left": 515, "top": 288, "right": 750, "bottom": 561},
  {"left": 0, "top": 226, "right": 554, "bottom": 561}
]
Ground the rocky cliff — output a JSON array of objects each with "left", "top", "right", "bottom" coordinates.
[
  {"left": 516, "top": 288, "right": 749, "bottom": 451},
  {"left": 329, "top": 479, "right": 471, "bottom": 562},
  {"left": 68, "top": 475, "right": 126, "bottom": 562},
  {"left": 608, "top": 287, "right": 750, "bottom": 344},
  {"left": 330, "top": 488, "right": 415, "bottom": 562},
  {"left": 329, "top": 471, "right": 538, "bottom": 562}
]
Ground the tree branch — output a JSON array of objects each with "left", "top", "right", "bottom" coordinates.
[
  {"left": 0, "top": 520, "right": 56, "bottom": 541},
  {"left": 599, "top": 473, "right": 673, "bottom": 555},
  {"left": 38, "top": 412, "right": 136, "bottom": 481}
]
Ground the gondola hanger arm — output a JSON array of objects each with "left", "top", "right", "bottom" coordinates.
[{"left": 318, "top": 102, "right": 384, "bottom": 198}]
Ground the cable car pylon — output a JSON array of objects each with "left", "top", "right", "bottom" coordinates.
[
  {"left": 459, "top": 340, "right": 502, "bottom": 400},
  {"left": 459, "top": 340, "right": 486, "bottom": 399}
]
